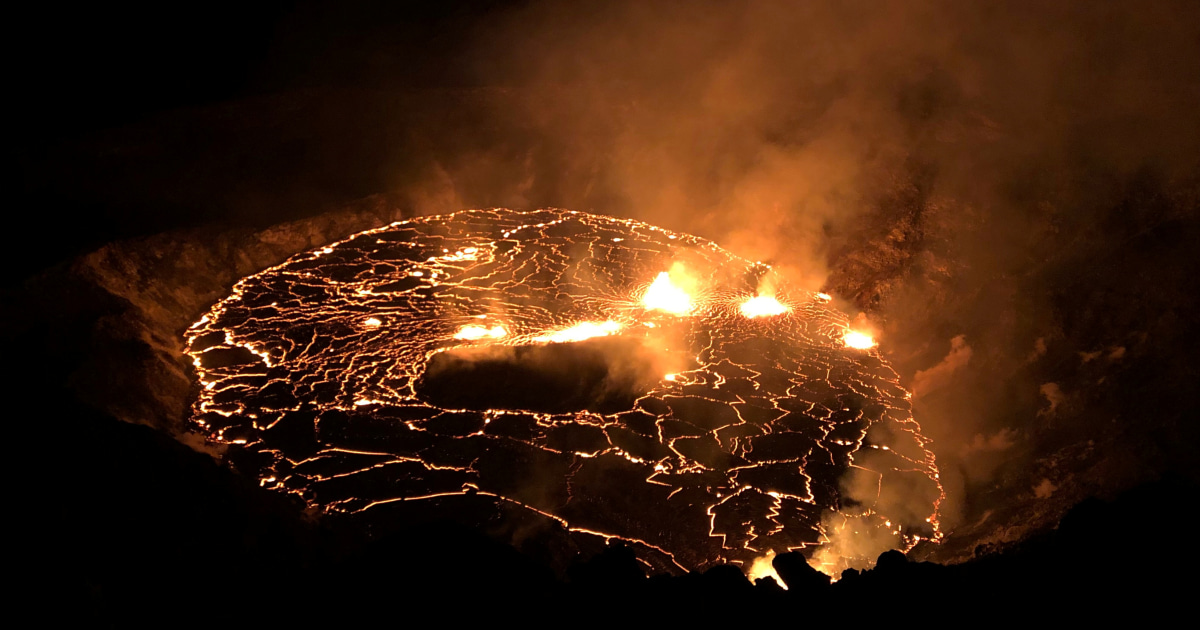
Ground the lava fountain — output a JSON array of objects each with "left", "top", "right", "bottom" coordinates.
[{"left": 185, "top": 208, "right": 942, "bottom": 575}]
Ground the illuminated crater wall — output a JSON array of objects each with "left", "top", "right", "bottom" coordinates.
[{"left": 185, "top": 208, "right": 942, "bottom": 574}]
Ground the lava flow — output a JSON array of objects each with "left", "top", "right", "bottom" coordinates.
[{"left": 185, "top": 208, "right": 943, "bottom": 576}]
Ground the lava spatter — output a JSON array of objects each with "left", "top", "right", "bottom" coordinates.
[{"left": 185, "top": 208, "right": 943, "bottom": 574}]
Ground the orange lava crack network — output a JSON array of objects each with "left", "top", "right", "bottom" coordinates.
[{"left": 185, "top": 208, "right": 942, "bottom": 575}]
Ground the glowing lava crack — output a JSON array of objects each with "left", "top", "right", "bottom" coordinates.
[{"left": 185, "top": 208, "right": 942, "bottom": 576}]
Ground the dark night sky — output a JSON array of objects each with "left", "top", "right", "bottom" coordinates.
[
  {"left": 13, "top": 2, "right": 496, "bottom": 139},
  {"left": 12, "top": 1, "right": 511, "bottom": 280}
]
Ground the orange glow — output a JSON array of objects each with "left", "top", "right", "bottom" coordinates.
[
  {"left": 531, "top": 320, "right": 621, "bottom": 343},
  {"left": 747, "top": 550, "right": 787, "bottom": 589},
  {"left": 843, "top": 330, "right": 876, "bottom": 349},
  {"left": 740, "top": 295, "right": 789, "bottom": 318},
  {"left": 643, "top": 272, "right": 693, "bottom": 315},
  {"left": 453, "top": 324, "right": 508, "bottom": 340}
]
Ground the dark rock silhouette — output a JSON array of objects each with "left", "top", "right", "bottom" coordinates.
[
  {"left": 773, "top": 551, "right": 830, "bottom": 592},
  {"left": 567, "top": 542, "right": 645, "bottom": 591}
]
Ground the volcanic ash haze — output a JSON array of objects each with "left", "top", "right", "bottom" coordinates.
[{"left": 378, "top": 0, "right": 1198, "bottom": 558}]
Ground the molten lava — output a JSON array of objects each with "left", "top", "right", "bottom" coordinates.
[
  {"left": 740, "top": 295, "right": 789, "bottom": 318},
  {"left": 642, "top": 271, "right": 693, "bottom": 315},
  {"left": 531, "top": 320, "right": 621, "bottom": 343},
  {"left": 843, "top": 330, "right": 876, "bottom": 350},
  {"left": 185, "top": 208, "right": 942, "bottom": 575},
  {"left": 453, "top": 324, "right": 508, "bottom": 340}
]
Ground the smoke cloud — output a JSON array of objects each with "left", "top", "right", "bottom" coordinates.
[
  {"left": 12, "top": 0, "right": 1195, "bottom": 583},
  {"left": 911, "top": 335, "right": 971, "bottom": 399},
  {"left": 379, "top": 0, "right": 1197, "bottom": 564},
  {"left": 64, "top": 0, "right": 1190, "bottom": 567}
]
